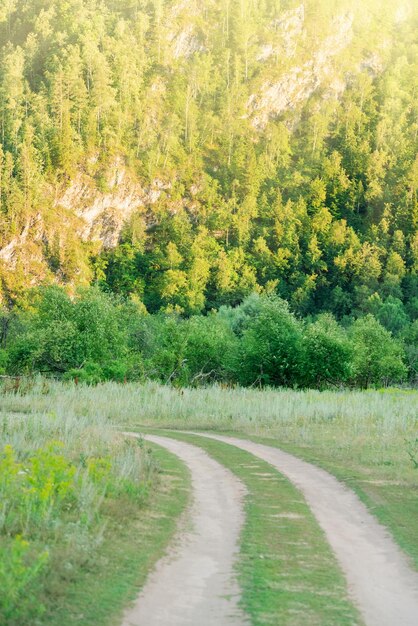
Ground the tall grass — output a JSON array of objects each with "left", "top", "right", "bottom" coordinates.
[
  {"left": 0, "top": 386, "right": 156, "bottom": 625},
  {"left": 3, "top": 378, "right": 417, "bottom": 480}
]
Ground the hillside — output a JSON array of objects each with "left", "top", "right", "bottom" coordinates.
[{"left": 0, "top": 0, "right": 417, "bottom": 318}]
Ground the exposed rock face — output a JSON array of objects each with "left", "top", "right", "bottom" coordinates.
[
  {"left": 168, "top": 0, "right": 207, "bottom": 59},
  {"left": 0, "top": 219, "right": 34, "bottom": 267},
  {"left": 360, "top": 53, "right": 384, "bottom": 77},
  {"left": 170, "top": 25, "right": 205, "bottom": 59},
  {"left": 0, "top": 161, "right": 172, "bottom": 282},
  {"left": 249, "top": 13, "right": 354, "bottom": 129},
  {"left": 56, "top": 160, "right": 171, "bottom": 247},
  {"left": 275, "top": 4, "right": 305, "bottom": 57},
  {"left": 0, "top": 214, "right": 46, "bottom": 289}
]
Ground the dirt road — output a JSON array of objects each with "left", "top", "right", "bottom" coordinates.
[
  {"left": 194, "top": 433, "right": 418, "bottom": 626},
  {"left": 122, "top": 431, "right": 418, "bottom": 626},
  {"left": 121, "top": 434, "right": 248, "bottom": 626}
]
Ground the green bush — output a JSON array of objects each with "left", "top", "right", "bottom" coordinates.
[
  {"left": 3, "top": 287, "right": 417, "bottom": 389},
  {"left": 130, "top": 313, "right": 187, "bottom": 383},
  {"left": 233, "top": 295, "right": 305, "bottom": 387},
  {"left": 302, "top": 314, "right": 352, "bottom": 388},
  {"left": 102, "top": 360, "right": 129, "bottom": 382},
  {"left": 404, "top": 320, "right": 418, "bottom": 385},
  {"left": 350, "top": 315, "right": 407, "bottom": 388},
  {"left": 0, "top": 536, "right": 49, "bottom": 626},
  {"left": 64, "top": 362, "right": 104, "bottom": 385},
  {"left": 182, "top": 315, "right": 237, "bottom": 385},
  {"left": 0, "top": 348, "right": 8, "bottom": 374},
  {"left": 8, "top": 287, "right": 128, "bottom": 375},
  {"left": 0, "top": 414, "right": 155, "bottom": 624},
  {"left": 0, "top": 443, "right": 77, "bottom": 535}
]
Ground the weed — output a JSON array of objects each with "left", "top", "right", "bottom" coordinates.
[
  {"left": 0, "top": 403, "right": 157, "bottom": 624},
  {"left": 405, "top": 438, "right": 418, "bottom": 470}
]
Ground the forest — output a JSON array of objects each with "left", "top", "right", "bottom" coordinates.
[{"left": 0, "top": 0, "right": 417, "bottom": 386}]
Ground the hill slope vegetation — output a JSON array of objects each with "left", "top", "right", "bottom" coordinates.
[{"left": 0, "top": 0, "right": 417, "bottom": 321}]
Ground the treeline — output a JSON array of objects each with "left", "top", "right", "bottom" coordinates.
[{"left": 1, "top": 287, "right": 415, "bottom": 389}]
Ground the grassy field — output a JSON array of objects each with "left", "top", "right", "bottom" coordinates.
[
  {"left": 1, "top": 378, "right": 417, "bottom": 622},
  {"left": 0, "top": 397, "right": 190, "bottom": 626}
]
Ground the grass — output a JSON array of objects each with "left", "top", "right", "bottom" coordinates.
[
  {"left": 8, "top": 379, "right": 414, "bottom": 568},
  {"left": 1, "top": 379, "right": 417, "bottom": 619},
  {"left": 38, "top": 442, "right": 190, "bottom": 626},
  {"left": 144, "top": 429, "right": 362, "bottom": 625},
  {"left": 0, "top": 402, "right": 191, "bottom": 626},
  {"left": 4, "top": 379, "right": 417, "bottom": 430}
]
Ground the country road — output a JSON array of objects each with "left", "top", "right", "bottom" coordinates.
[{"left": 122, "top": 432, "right": 418, "bottom": 626}]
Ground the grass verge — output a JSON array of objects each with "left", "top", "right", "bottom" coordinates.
[
  {"left": 38, "top": 442, "right": 190, "bottom": 626},
  {"left": 0, "top": 404, "right": 190, "bottom": 626},
  {"left": 142, "top": 429, "right": 362, "bottom": 626}
]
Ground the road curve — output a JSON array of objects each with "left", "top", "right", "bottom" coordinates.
[
  {"left": 189, "top": 433, "right": 418, "bottom": 626},
  {"left": 121, "top": 434, "right": 248, "bottom": 626}
]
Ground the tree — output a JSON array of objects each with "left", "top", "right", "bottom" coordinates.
[
  {"left": 234, "top": 295, "right": 305, "bottom": 387},
  {"left": 350, "top": 315, "right": 407, "bottom": 388},
  {"left": 8, "top": 287, "right": 127, "bottom": 373},
  {"left": 372, "top": 296, "right": 410, "bottom": 336},
  {"left": 129, "top": 312, "right": 187, "bottom": 383},
  {"left": 0, "top": 0, "right": 417, "bottom": 344},
  {"left": 302, "top": 314, "right": 352, "bottom": 388},
  {"left": 404, "top": 320, "right": 418, "bottom": 385},
  {"left": 182, "top": 314, "right": 237, "bottom": 385},
  {"left": 0, "top": 46, "right": 25, "bottom": 152}
]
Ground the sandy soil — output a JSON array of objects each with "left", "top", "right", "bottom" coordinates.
[
  {"left": 194, "top": 433, "right": 418, "bottom": 626},
  {"left": 121, "top": 434, "right": 249, "bottom": 626}
]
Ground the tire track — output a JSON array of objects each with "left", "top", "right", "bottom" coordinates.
[
  {"left": 188, "top": 433, "right": 418, "bottom": 626},
  {"left": 121, "top": 434, "right": 248, "bottom": 626}
]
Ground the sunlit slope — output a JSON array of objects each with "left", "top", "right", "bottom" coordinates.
[{"left": 0, "top": 0, "right": 416, "bottom": 311}]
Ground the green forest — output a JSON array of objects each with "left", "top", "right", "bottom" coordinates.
[{"left": 0, "top": 0, "right": 417, "bottom": 386}]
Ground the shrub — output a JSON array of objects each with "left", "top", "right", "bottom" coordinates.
[
  {"left": 64, "top": 362, "right": 104, "bottom": 385},
  {"left": 8, "top": 286, "right": 128, "bottom": 375},
  {"left": 0, "top": 536, "right": 49, "bottom": 626},
  {"left": 0, "top": 349, "right": 9, "bottom": 374},
  {"left": 218, "top": 293, "right": 265, "bottom": 336},
  {"left": 182, "top": 315, "right": 237, "bottom": 385},
  {"left": 350, "top": 315, "right": 407, "bottom": 388},
  {"left": 366, "top": 294, "right": 410, "bottom": 336},
  {"left": 102, "top": 360, "right": 129, "bottom": 382},
  {"left": 0, "top": 443, "right": 77, "bottom": 534},
  {"left": 0, "top": 410, "right": 155, "bottom": 624},
  {"left": 130, "top": 313, "right": 187, "bottom": 383},
  {"left": 233, "top": 295, "right": 305, "bottom": 387},
  {"left": 302, "top": 314, "right": 352, "bottom": 388},
  {"left": 404, "top": 320, "right": 418, "bottom": 385}
]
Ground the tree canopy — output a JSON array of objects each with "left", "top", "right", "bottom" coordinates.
[{"left": 0, "top": 0, "right": 416, "bottom": 322}]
